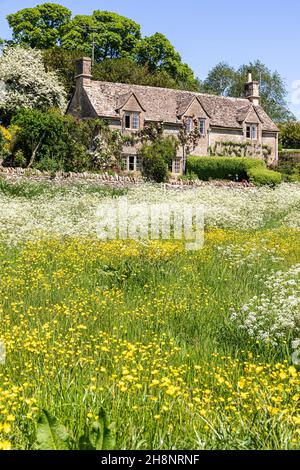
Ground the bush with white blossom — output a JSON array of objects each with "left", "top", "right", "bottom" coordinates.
[{"left": 0, "top": 46, "right": 66, "bottom": 115}]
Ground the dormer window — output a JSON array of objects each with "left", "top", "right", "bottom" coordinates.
[
  {"left": 246, "top": 124, "right": 258, "bottom": 140},
  {"left": 124, "top": 112, "right": 140, "bottom": 130}
]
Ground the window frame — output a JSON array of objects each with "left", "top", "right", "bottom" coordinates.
[
  {"left": 172, "top": 158, "right": 181, "bottom": 174},
  {"left": 128, "top": 155, "right": 136, "bottom": 172},
  {"left": 246, "top": 124, "right": 258, "bottom": 141},
  {"left": 199, "top": 118, "right": 206, "bottom": 136},
  {"left": 186, "top": 117, "right": 194, "bottom": 133},
  {"left": 123, "top": 112, "right": 140, "bottom": 130}
]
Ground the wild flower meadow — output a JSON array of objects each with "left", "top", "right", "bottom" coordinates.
[{"left": 0, "top": 180, "right": 300, "bottom": 450}]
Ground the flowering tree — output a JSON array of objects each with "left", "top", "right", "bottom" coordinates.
[{"left": 0, "top": 47, "right": 67, "bottom": 121}]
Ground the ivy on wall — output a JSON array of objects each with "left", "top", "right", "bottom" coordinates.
[{"left": 210, "top": 141, "right": 271, "bottom": 161}]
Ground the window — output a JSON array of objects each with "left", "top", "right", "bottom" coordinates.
[
  {"left": 132, "top": 113, "right": 139, "bottom": 130},
  {"left": 186, "top": 117, "right": 193, "bottom": 132},
  {"left": 173, "top": 159, "right": 181, "bottom": 174},
  {"left": 124, "top": 112, "right": 140, "bottom": 130},
  {"left": 122, "top": 155, "right": 138, "bottom": 172},
  {"left": 246, "top": 124, "right": 258, "bottom": 140},
  {"left": 129, "top": 156, "right": 136, "bottom": 171},
  {"left": 199, "top": 119, "right": 206, "bottom": 136},
  {"left": 251, "top": 125, "right": 257, "bottom": 140},
  {"left": 125, "top": 114, "right": 131, "bottom": 129}
]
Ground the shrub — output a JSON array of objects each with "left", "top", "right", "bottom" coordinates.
[
  {"left": 10, "top": 108, "right": 100, "bottom": 172},
  {"left": 13, "top": 149, "right": 26, "bottom": 168},
  {"left": 139, "top": 137, "right": 177, "bottom": 182},
  {"left": 248, "top": 168, "right": 282, "bottom": 187},
  {"left": 186, "top": 156, "right": 265, "bottom": 181},
  {"left": 275, "top": 153, "right": 300, "bottom": 182},
  {"left": 278, "top": 121, "right": 300, "bottom": 149}
]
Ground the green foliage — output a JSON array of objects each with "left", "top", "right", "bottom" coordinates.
[
  {"left": 11, "top": 108, "right": 99, "bottom": 171},
  {"left": 36, "top": 409, "right": 71, "bottom": 450},
  {"left": 0, "top": 177, "right": 50, "bottom": 199},
  {"left": 7, "top": 3, "right": 72, "bottom": 49},
  {"left": 135, "top": 32, "right": 198, "bottom": 91},
  {"left": 279, "top": 121, "right": 300, "bottom": 149},
  {"left": 79, "top": 408, "right": 116, "bottom": 451},
  {"left": 211, "top": 141, "right": 272, "bottom": 160},
  {"left": 248, "top": 168, "right": 282, "bottom": 187},
  {"left": 0, "top": 177, "right": 128, "bottom": 199},
  {"left": 13, "top": 149, "right": 26, "bottom": 168},
  {"left": 202, "top": 62, "right": 236, "bottom": 96},
  {"left": 0, "top": 130, "right": 5, "bottom": 158},
  {"left": 139, "top": 137, "right": 177, "bottom": 182},
  {"left": 275, "top": 154, "right": 300, "bottom": 182},
  {"left": 7, "top": 4, "right": 199, "bottom": 93},
  {"left": 60, "top": 11, "right": 141, "bottom": 61},
  {"left": 91, "top": 124, "right": 126, "bottom": 171},
  {"left": 36, "top": 408, "right": 116, "bottom": 450},
  {"left": 187, "top": 156, "right": 265, "bottom": 181},
  {"left": 92, "top": 57, "right": 179, "bottom": 89},
  {"left": 202, "top": 60, "right": 294, "bottom": 122},
  {"left": 42, "top": 48, "right": 84, "bottom": 99}
]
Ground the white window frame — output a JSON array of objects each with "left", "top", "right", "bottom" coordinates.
[
  {"left": 123, "top": 112, "right": 140, "bottom": 130},
  {"left": 199, "top": 118, "right": 206, "bottom": 136},
  {"left": 132, "top": 112, "right": 139, "bottom": 130},
  {"left": 246, "top": 124, "right": 258, "bottom": 140},
  {"left": 186, "top": 117, "right": 194, "bottom": 133},
  {"left": 172, "top": 159, "right": 181, "bottom": 174}
]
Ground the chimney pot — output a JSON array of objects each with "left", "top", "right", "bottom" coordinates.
[
  {"left": 245, "top": 70, "right": 260, "bottom": 106},
  {"left": 75, "top": 57, "right": 92, "bottom": 88}
]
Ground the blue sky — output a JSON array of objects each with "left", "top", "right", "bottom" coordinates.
[{"left": 1, "top": 0, "right": 300, "bottom": 117}]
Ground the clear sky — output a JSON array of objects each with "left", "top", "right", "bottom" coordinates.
[{"left": 1, "top": 0, "right": 300, "bottom": 117}]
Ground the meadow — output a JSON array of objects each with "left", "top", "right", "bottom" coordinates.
[{"left": 0, "top": 178, "right": 300, "bottom": 450}]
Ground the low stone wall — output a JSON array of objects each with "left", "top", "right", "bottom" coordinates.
[{"left": 0, "top": 166, "right": 255, "bottom": 190}]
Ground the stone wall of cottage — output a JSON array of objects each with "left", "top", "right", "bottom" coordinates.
[{"left": 262, "top": 132, "right": 278, "bottom": 164}]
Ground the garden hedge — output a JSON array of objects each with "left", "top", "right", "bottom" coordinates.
[
  {"left": 186, "top": 156, "right": 265, "bottom": 181},
  {"left": 248, "top": 168, "right": 282, "bottom": 187}
]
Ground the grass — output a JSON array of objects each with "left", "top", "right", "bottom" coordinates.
[
  {"left": 0, "top": 177, "right": 128, "bottom": 200},
  {"left": 0, "top": 182, "right": 300, "bottom": 450}
]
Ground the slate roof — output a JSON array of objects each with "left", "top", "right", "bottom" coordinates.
[{"left": 84, "top": 80, "right": 279, "bottom": 132}]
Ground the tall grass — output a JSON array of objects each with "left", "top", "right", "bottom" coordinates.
[{"left": 0, "top": 224, "right": 299, "bottom": 449}]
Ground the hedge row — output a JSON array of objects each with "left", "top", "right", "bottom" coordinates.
[
  {"left": 186, "top": 156, "right": 281, "bottom": 186},
  {"left": 248, "top": 168, "right": 282, "bottom": 186}
]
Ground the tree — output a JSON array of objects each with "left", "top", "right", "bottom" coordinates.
[
  {"left": 202, "top": 62, "right": 237, "bottom": 96},
  {"left": 0, "top": 47, "right": 66, "bottom": 123},
  {"left": 11, "top": 108, "right": 100, "bottom": 171},
  {"left": 278, "top": 121, "right": 300, "bottom": 149},
  {"left": 7, "top": 3, "right": 71, "bottom": 49},
  {"left": 138, "top": 136, "right": 177, "bottom": 182},
  {"left": 92, "top": 57, "right": 179, "bottom": 89},
  {"left": 178, "top": 117, "right": 202, "bottom": 172},
  {"left": 42, "top": 48, "right": 85, "bottom": 99},
  {"left": 202, "top": 60, "right": 294, "bottom": 122},
  {"left": 60, "top": 11, "right": 141, "bottom": 61},
  {"left": 135, "top": 33, "right": 198, "bottom": 91}
]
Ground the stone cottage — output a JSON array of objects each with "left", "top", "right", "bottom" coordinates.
[{"left": 67, "top": 58, "right": 279, "bottom": 175}]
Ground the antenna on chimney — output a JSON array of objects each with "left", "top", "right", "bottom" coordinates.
[{"left": 84, "top": 26, "right": 99, "bottom": 65}]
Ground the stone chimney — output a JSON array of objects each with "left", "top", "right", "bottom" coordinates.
[
  {"left": 75, "top": 57, "right": 92, "bottom": 89},
  {"left": 244, "top": 70, "right": 260, "bottom": 106}
]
